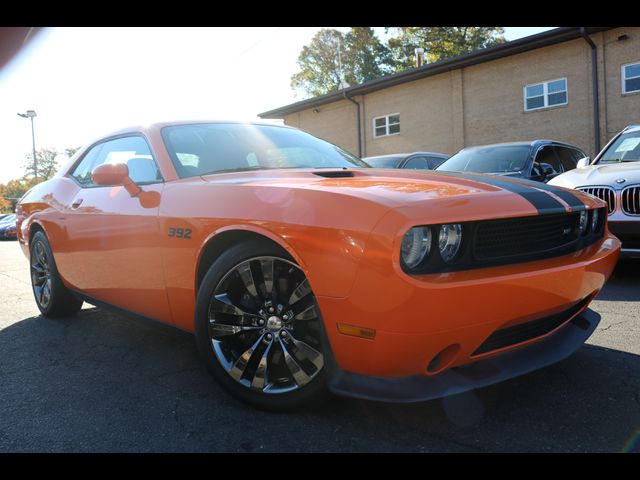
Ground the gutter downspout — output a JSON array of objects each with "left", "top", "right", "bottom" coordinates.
[
  {"left": 580, "top": 27, "right": 601, "bottom": 154},
  {"left": 344, "top": 92, "right": 362, "bottom": 157}
]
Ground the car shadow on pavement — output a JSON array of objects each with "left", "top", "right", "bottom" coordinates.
[
  {"left": 595, "top": 258, "right": 640, "bottom": 302},
  {"left": 0, "top": 306, "right": 639, "bottom": 453}
]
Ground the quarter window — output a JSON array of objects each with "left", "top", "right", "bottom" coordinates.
[
  {"left": 373, "top": 114, "right": 400, "bottom": 138},
  {"left": 622, "top": 62, "right": 640, "bottom": 94},
  {"left": 70, "top": 136, "right": 161, "bottom": 187},
  {"left": 524, "top": 78, "right": 568, "bottom": 111}
]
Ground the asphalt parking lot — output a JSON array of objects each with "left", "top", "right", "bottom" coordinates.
[{"left": 0, "top": 240, "right": 638, "bottom": 453}]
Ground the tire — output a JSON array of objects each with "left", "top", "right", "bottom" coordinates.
[
  {"left": 195, "top": 238, "right": 329, "bottom": 411},
  {"left": 30, "top": 230, "right": 83, "bottom": 318}
]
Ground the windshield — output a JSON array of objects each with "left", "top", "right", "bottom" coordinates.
[
  {"left": 364, "top": 155, "right": 403, "bottom": 168},
  {"left": 436, "top": 145, "right": 531, "bottom": 173},
  {"left": 162, "top": 124, "right": 369, "bottom": 178},
  {"left": 598, "top": 130, "right": 640, "bottom": 163}
]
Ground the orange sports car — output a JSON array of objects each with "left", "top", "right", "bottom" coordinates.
[{"left": 16, "top": 121, "right": 620, "bottom": 410}]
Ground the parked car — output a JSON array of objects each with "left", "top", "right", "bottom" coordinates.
[
  {"left": 436, "top": 140, "right": 587, "bottom": 183},
  {"left": 17, "top": 121, "right": 618, "bottom": 410},
  {"left": 363, "top": 152, "right": 449, "bottom": 170},
  {"left": 549, "top": 124, "right": 640, "bottom": 257},
  {"left": 0, "top": 213, "right": 17, "bottom": 240},
  {"left": 0, "top": 213, "right": 11, "bottom": 221}
]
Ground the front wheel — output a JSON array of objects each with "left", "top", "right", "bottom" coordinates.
[
  {"left": 195, "top": 239, "right": 329, "bottom": 410},
  {"left": 30, "top": 231, "right": 83, "bottom": 318}
]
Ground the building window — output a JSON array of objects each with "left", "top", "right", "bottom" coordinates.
[
  {"left": 524, "top": 78, "right": 568, "bottom": 112},
  {"left": 373, "top": 113, "right": 400, "bottom": 138},
  {"left": 622, "top": 62, "right": 640, "bottom": 94}
]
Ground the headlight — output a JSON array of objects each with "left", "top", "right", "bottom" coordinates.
[
  {"left": 579, "top": 210, "right": 588, "bottom": 235},
  {"left": 591, "top": 209, "right": 599, "bottom": 232},
  {"left": 401, "top": 227, "right": 431, "bottom": 269},
  {"left": 438, "top": 223, "right": 463, "bottom": 262}
]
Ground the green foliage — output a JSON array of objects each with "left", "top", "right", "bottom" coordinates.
[
  {"left": 291, "top": 28, "right": 393, "bottom": 98},
  {"left": 290, "top": 27, "right": 507, "bottom": 97},
  {"left": 0, "top": 146, "right": 80, "bottom": 212},
  {"left": 23, "top": 147, "right": 62, "bottom": 182},
  {"left": 387, "top": 27, "right": 506, "bottom": 71},
  {"left": 0, "top": 178, "right": 35, "bottom": 212},
  {"left": 342, "top": 27, "right": 394, "bottom": 87}
]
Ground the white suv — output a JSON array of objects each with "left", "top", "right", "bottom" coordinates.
[{"left": 549, "top": 124, "right": 640, "bottom": 257}]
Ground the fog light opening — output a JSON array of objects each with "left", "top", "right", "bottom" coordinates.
[{"left": 426, "top": 344, "right": 460, "bottom": 374}]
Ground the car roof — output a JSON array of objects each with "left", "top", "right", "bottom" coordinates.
[
  {"left": 461, "top": 139, "right": 582, "bottom": 151},
  {"left": 623, "top": 124, "right": 640, "bottom": 133},
  {"left": 101, "top": 120, "right": 295, "bottom": 139},
  {"left": 365, "top": 151, "right": 449, "bottom": 159}
]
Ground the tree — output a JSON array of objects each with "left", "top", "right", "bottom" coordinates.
[
  {"left": 0, "top": 178, "right": 33, "bottom": 212},
  {"left": 0, "top": 190, "right": 12, "bottom": 213},
  {"left": 65, "top": 146, "right": 81, "bottom": 158},
  {"left": 342, "top": 27, "right": 394, "bottom": 87},
  {"left": 22, "top": 147, "right": 61, "bottom": 182},
  {"left": 291, "top": 28, "right": 394, "bottom": 98},
  {"left": 387, "top": 27, "right": 506, "bottom": 71}
]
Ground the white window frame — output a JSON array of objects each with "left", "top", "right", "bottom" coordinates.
[
  {"left": 622, "top": 61, "right": 640, "bottom": 94},
  {"left": 523, "top": 77, "right": 568, "bottom": 112},
  {"left": 373, "top": 113, "right": 400, "bottom": 138}
]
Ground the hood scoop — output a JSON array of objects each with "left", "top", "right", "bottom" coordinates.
[{"left": 312, "top": 170, "right": 354, "bottom": 178}]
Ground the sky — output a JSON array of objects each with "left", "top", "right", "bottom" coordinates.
[{"left": 0, "top": 27, "right": 554, "bottom": 184}]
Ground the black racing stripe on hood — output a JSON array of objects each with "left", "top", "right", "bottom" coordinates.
[
  {"left": 433, "top": 171, "right": 567, "bottom": 215},
  {"left": 508, "top": 177, "right": 587, "bottom": 211}
]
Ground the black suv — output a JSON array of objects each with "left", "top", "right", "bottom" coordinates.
[{"left": 436, "top": 140, "right": 587, "bottom": 182}]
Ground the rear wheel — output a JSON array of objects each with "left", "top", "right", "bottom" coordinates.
[
  {"left": 195, "top": 239, "right": 328, "bottom": 410},
  {"left": 30, "top": 231, "right": 83, "bottom": 318}
]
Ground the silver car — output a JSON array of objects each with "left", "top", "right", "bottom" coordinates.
[{"left": 549, "top": 124, "right": 640, "bottom": 257}]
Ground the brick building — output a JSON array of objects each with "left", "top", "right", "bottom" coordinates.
[{"left": 259, "top": 27, "right": 640, "bottom": 160}]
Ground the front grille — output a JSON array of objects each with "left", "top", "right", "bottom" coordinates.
[
  {"left": 474, "top": 213, "right": 580, "bottom": 260},
  {"left": 621, "top": 186, "right": 640, "bottom": 215},
  {"left": 576, "top": 186, "right": 616, "bottom": 214},
  {"left": 472, "top": 295, "right": 592, "bottom": 356}
]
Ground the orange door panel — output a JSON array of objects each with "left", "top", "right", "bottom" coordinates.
[{"left": 58, "top": 184, "right": 171, "bottom": 323}]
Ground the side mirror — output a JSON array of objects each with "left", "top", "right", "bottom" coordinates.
[
  {"left": 576, "top": 157, "right": 591, "bottom": 168},
  {"left": 91, "top": 163, "right": 142, "bottom": 197},
  {"left": 90, "top": 163, "right": 160, "bottom": 208}
]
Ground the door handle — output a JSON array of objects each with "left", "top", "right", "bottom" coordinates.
[{"left": 71, "top": 198, "right": 83, "bottom": 209}]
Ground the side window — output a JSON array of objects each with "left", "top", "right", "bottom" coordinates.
[
  {"left": 572, "top": 148, "right": 587, "bottom": 162},
  {"left": 554, "top": 147, "right": 579, "bottom": 172},
  {"left": 427, "top": 156, "right": 446, "bottom": 169},
  {"left": 70, "top": 144, "right": 105, "bottom": 186},
  {"left": 533, "top": 146, "right": 562, "bottom": 176},
  {"left": 403, "top": 156, "right": 429, "bottom": 170},
  {"left": 71, "top": 136, "right": 161, "bottom": 187}
]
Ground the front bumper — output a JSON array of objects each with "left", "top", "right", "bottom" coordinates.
[
  {"left": 327, "top": 308, "right": 600, "bottom": 402},
  {"left": 317, "top": 233, "right": 619, "bottom": 380}
]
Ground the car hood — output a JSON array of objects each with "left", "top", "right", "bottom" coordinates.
[
  {"left": 548, "top": 162, "right": 640, "bottom": 190},
  {"left": 199, "top": 168, "right": 599, "bottom": 223}
]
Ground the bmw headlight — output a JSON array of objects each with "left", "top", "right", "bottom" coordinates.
[
  {"left": 438, "top": 224, "right": 463, "bottom": 262},
  {"left": 579, "top": 210, "right": 588, "bottom": 235},
  {"left": 590, "top": 209, "right": 599, "bottom": 232},
  {"left": 401, "top": 227, "right": 431, "bottom": 269}
]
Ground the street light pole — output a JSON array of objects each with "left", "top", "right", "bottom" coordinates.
[{"left": 17, "top": 110, "right": 38, "bottom": 182}]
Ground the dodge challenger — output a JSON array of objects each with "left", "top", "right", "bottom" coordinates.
[{"left": 16, "top": 121, "right": 620, "bottom": 409}]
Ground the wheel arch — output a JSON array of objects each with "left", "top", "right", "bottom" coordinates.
[{"left": 194, "top": 225, "right": 308, "bottom": 295}]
